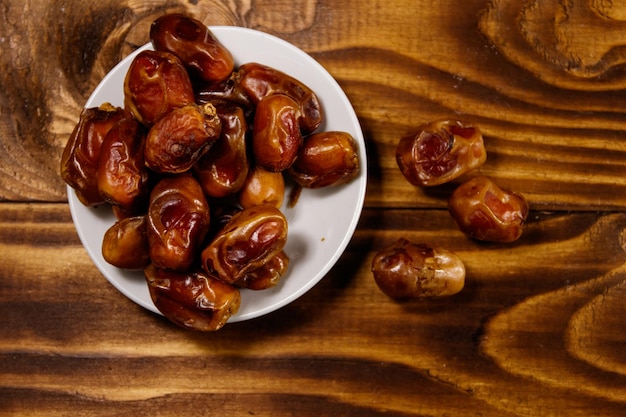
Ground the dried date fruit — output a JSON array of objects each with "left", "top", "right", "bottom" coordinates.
[
  {"left": 97, "top": 117, "right": 150, "bottom": 212},
  {"left": 234, "top": 250, "right": 289, "bottom": 290},
  {"left": 147, "top": 174, "right": 210, "bottom": 271},
  {"left": 396, "top": 119, "right": 486, "bottom": 186},
  {"left": 195, "top": 76, "right": 253, "bottom": 113},
  {"left": 288, "top": 131, "right": 360, "bottom": 188},
  {"left": 102, "top": 215, "right": 151, "bottom": 270},
  {"left": 238, "top": 164, "right": 285, "bottom": 209},
  {"left": 193, "top": 106, "right": 249, "bottom": 198},
  {"left": 150, "top": 13, "right": 234, "bottom": 83},
  {"left": 252, "top": 94, "right": 303, "bottom": 172},
  {"left": 371, "top": 238, "right": 465, "bottom": 299},
  {"left": 145, "top": 103, "right": 221, "bottom": 174},
  {"left": 145, "top": 264, "right": 240, "bottom": 331},
  {"left": 60, "top": 103, "right": 129, "bottom": 206},
  {"left": 201, "top": 205, "right": 288, "bottom": 284},
  {"left": 124, "top": 49, "right": 195, "bottom": 126},
  {"left": 448, "top": 176, "right": 529, "bottom": 243},
  {"left": 236, "top": 62, "right": 323, "bottom": 133}
]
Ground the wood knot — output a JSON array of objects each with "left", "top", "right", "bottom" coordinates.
[{"left": 479, "top": 0, "right": 626, "bottom": 85}]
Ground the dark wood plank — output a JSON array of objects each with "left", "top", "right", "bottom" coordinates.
[
  {"left": 1, "top": 1, "right": 625, "bottom": 211},
  {"left": 1, "top": 203, "right": 624, "bottom": 415}
]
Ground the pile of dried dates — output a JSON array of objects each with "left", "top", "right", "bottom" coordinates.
[{"left": 61, "top": 13, "right": 360, "bottom": 331}]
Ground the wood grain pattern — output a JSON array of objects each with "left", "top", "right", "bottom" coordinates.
[
  {"left": 3, "top": 0, "right": 626, "bottom": 209},
  {"left": 1, "top": 204, "right": 625, "bottom": 415},
  {"left": 1, "top": 0, "right": 625, "bottom": 415}
]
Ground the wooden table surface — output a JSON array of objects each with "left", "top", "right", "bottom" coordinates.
[{"left": 1, "top": 1, "right": 625, "bottom": 416}]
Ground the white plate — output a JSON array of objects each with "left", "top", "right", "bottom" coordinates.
[{"left": 68, "top": 26, "right": 367, "bottom": 323}]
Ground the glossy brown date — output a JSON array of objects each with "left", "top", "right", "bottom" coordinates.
[
  {"left": 145, "top": 103, "right": 221, "bottom": 174},
  {"left": 195, "top": 77, "right": 253, "bottom": 114},
  {"left": 60, "top": 103, "right": 129, "bottom": 206},
  {"left": 145, "top": 264, "right": 240, "bottom": 331},
  {"left": 193, "top": 106, "right": 249, "bottom": 198},
  {"left": 102, "top": 215, "right": 151, "bottom": 270},
  {"left": 371, "top": 238, "right": 465, "bottom": 299},
  {"left": 238, "top": 164, "right": 285, "bottom": 209},
  {"left": 236, "top": 62, "right": 323, "bottom": 133},
  {"left": 201, "top": 205, "right": 288, "bottom": 284},
  {"left": 288, "top": 131, "right": 360, "bottom": 188},
  {"left": 234, "top": 250, "right": 289, "bottom": 290},
  {"left": 252, "top": 94, "right": 303, "bottom": 172},
  {"left": 97, "top": 117, "right": 150, "bottom": 212},
  {"left": 448, "top": 176, "right": 529, "bottom": 243},
  {"left": 147, "top": 174, "right": 210, "bottom": 271},
  {"left": 150, "top": 13, "right": 234, "bottom": 83},
  {"left": 396, "top": 119, "right": 486, "bottom": 186},
  {"left": 124, "top": 49, "right": 195, "bottom": 126}
]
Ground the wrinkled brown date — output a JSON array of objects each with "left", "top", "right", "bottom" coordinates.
[
  {"left": 236, "top": 62, "right": 323, "bottom": 133},
  {"left": 238, "top": 164, "right": 285, "bottom": 209},
  {"left": 124, "top": 49, "right": 195, "bottom": 126},
  {"left": 150, "top": 13, "right": 234, "bottom": 83},
  {"left": 145, "top": 103, "right": 221, "bottom": 173},
  {"left": 193, "top": 106, "right": 249, "bottom": 198},
  {"left": 201, "top": 205, "right": 288, "bottom": 284},
  {"left": 195, "top": 76, "right": 253, "bottom": 114},
  {"left": 145, "top": 264, "right": 241, "bottom": 331},
  {"left": 102, "top": 215, "right": 151, "bottom": 270},
  {"left": 448, "top": 176, "right": 529, "bottom": 243},
  {"left": 61, "top": 103, "right": 129, "bottom": 206},
  {"left": 252, "top": 94, "right": 303, "bottom": 172},
  {"left": 289, "top": 131, "right": 360, "bottom": 188},
  {"left": 147, "top": 174, "right": 210, "bottom": 271},
  {"left": 396, "top": 119, "right": 486, "bottom": 186},
  {"left": 234, "top": 250, "right": 289, "bottom": 290},
  {"left": 371, "top": 238, "right": 465, "bottom": 299},
  {"left": 97, "top": 117, "right": 150, "bottom": 212}
]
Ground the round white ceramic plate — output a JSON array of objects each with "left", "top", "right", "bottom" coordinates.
[{"left": 68, "top": 26, "right": 367, "bottom": 323}]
